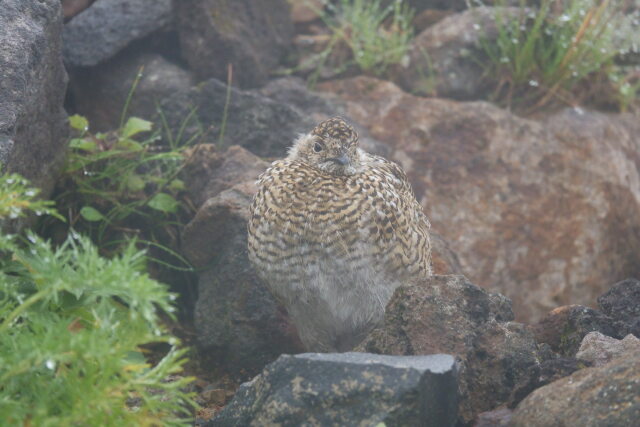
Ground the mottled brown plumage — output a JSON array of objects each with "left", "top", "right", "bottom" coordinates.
[{"left": 248, "top": 117, "right": 432, "bottom": 351}]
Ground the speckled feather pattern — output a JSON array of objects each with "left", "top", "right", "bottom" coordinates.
[{"left": 248, "top": 117, "right": 432, "bottom": 351}]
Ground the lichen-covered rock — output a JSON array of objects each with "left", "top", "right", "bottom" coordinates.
[
  {"left": 71, "top": 52, "right": 194, "bottom": 131},
  {"left": 532, "top": 305, "right": 618, "bottom": 357},
  {"left": 0, "top": 0, "right": 68, "bottom": 199},
  {"left": 576, "top": 331, "right": 640, "bottom": 367},
  {"left": 357, "top": 275, "right": 541, "bottom": 424},
  {"left": 209, "top": 353, "right": 458, "bottom": 427},
  {"left": 174, "top": 0, "right": 293, "bottom": 88},
  {"left": 598, "top": 278, "right": 640, "bottom": 338},
  {"left": 63, "top": 0, "right": 173, "bottom": 67},
  {"left": 317, "top": 76, "right": 640, "bottom": 322},
  {"left": 510, "top": 354, "right": 640, "bottom": 427}
]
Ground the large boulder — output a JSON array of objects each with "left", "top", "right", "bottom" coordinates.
[
  {"left": 510, "top": 354, "right": 640, "bottom": 426},
  {"left": 62, "top": 0, "right": 173, "bottom": 67},
  {"left": 532, "top": 305, "right": 618, "bottom": 357},
  {"left": 357, "top": 275, "right": 543, "bottom": 424},
  {"left": 174, "top": 0, "right": 293, "bottom": 88},
  {"left": 0, "top": 0, "right": 68, "bottom": 198},
  {"left": 209, "top": 352, "right": 459, "bottom": 427},
  {"left": 317, "top": 76, "right": 640, "bottom": 322}
]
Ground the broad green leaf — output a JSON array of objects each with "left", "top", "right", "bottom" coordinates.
[
  {"left": 116, "top": 138, "right": 144, "bottom": 152},
  {"left": 69, "top": 115, "right": 89, "bottom": 132},
  {"left": 122, "top": 117, "right": 153, "bottom": 139},
  {"left": 168, "top": 179, "right": 185, "bottom": 191},
  {"left": 79, "top": 206, "right": 105, "bottom": 222},
  {"left": 148, "top": 193, "right": 178, "bottom": 213},
  {"left": 69, "top": 138, "right": 97, "bottom": 152},
  {"left": 126, "top": 174, "right": 146, "bottom": 192}
]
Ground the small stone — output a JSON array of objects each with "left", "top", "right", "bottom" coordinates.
[
  {"left": 532, "top": 305, "right": 618, "bottom": 357},
  {"left": 200, "top": 389, "right": 228, "bottom": 407},
  {"left": 576, "top": 331, "right": 640, "bottom": 367}
]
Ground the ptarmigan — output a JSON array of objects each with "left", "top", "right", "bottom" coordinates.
[{"left": 248, "top": 117, "right": 432, "bottom": 352}]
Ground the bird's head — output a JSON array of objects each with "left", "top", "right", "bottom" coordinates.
[{"left": 287, "top": 117, "right": 360, "bottom": 176}]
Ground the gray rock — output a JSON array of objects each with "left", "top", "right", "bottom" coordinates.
[
  {"left": 356, "top": 275, "right": 542, "bottom": 424},
  {"left": 174, "top": 0, "right": 293, "bottom": 88},
  {"left": 182, "top": 181, "right": 303, "bottom": 374},
  {"left": 510, "top": 354, "right": 640, "bottom": 427},
  {"left": 598, "top": 277, "right": 640, "bottom": 338},
  {"left": 532, "top": 305, "right": 619, "bottom": 357},
  {"left": 159, "top": 78, "right": 314, "bottom": 158},
  {"left": 63, "top": 0, "right": 173, "bottom": 67},
  {"left": 62, "top": 0, "right": 91, "bottom": 19},
  {"left": 71, "top": 52, "right": 194, "bottom": 131},
  {"left": 576, "top": 331, "right": 640, "bottom": 367},
  {"left": 181, "top": 144, "right": 268, "bottom": 209},
  {"left": 0, "top": 0, "right": 68, "bottom": 199},
  {"left": 210, "top": 352, "right": 458, "bottom": 427},
  {"left": 391, "top": 7, "right": 520, "bottom": 100}
]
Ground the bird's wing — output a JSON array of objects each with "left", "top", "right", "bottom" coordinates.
[{"left": 363, "top": 154, "right": 433, "bottom": 277}]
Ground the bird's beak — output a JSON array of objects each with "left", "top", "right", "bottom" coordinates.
[{"left": 328, "top": 153, "right": 350, "bottom": 166}]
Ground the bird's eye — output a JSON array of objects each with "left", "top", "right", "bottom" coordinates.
[{"left": 313, "top": 142, "right": 324, "bottom": 153}]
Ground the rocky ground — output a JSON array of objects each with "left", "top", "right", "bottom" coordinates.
[{"left": 1, "top": 0, "right": 639, "bottom": 425}]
